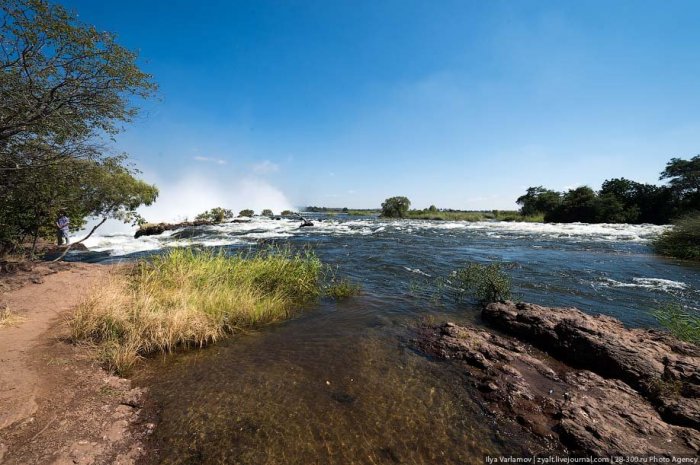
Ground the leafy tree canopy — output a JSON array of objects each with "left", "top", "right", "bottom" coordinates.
[
  {"left": 238, "top": 209, "right": 254, "bottom": 217},
  {"left": 0, "top": 1, "right": 158, "bottom": 256},
  {"left": 660, "top": 155, "right": 700, "bottom": 210},
  {"left": 0, "top": 0, "right": 156, "bottom": 156},
  {"left": 0, "top": 154, "right": 157, "bottom": 255},
  {"left": 381, "top": 196, "right": 411, "bottom": 218}
]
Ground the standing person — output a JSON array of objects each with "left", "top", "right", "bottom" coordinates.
[{"left": 56, "top": 211, "right": 70, "bottom": 245}]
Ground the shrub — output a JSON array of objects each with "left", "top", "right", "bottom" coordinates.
[
  {"left": 381, "top": 196, "right": 411, "bottom": 218},
  {"left": 653, "top": 213, "right": 700, "bottom": 261},
  {"left": 195, "top": 207, "right": 233, "bottom": 223},
  {"left": 280, "top": 210, "right": 295, "bottom": 216},
  {"left": 452, "top": 262, "right": 512, "bottom": 304},
  {"left": 261, "top": 209, "right": 273, "bottom": 217},
  {"left": 238, "top": 209, "right": 255, "bottom": 217},
  {"left": 653, "top": 302, "right": 700, "bottom": 344}
]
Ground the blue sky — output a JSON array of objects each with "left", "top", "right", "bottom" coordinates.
[{"left": 63, "top": 0, "right": 700, "bottom": 216}]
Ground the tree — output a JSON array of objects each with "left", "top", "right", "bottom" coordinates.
[
  {"left": 195, "top": 207, "right": 233, "bottom": 223},
  {"left": 261, "top": 209, "right": 273, "bottom": 217},
  {"left": 0, "top": 0, "right": 158, "bottom": 256},
  {"left": 516, "top": 186, "right": 561, "bottom": 216},
  {"left": 239, "top": 209, "right": 254, "bottom": 217},
  {"left": 0, "top": 154, "right": 157, "bottom": 256},
  {"left": 660, "top": 155, "right": 700, "bottom": 212},
  {"left": 281, "top": 210, "right": 295, "bottom": 216},
  {"left": 599, "top": 178, "right": 672, "bottom": 224},
  {"left": 0, "top": 0, "right": 156, "bottom": 156},
  {"left": 546, "top": 186, "right": 598, "bottom": 223},
  {"left": 428, "top": 205, "right": 438, "bottom": 212},
  {"left": 381, "top": 196, "right": 411, "bottom": 218}
]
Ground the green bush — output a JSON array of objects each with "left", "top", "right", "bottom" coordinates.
[
  {"left": 261, "top": 209, "right": 273, "bottom": 217},
  {"left": 195, "top": 207, "right": 233, "bottom": 223},
  {"left": 653, "top": 213, "right": 700, "bottom": 260},
  {"left": 653, "top": 302, "right": 700, "bottom": 344},
  {"left": 453, "top": 262, "right": 512, "bottom": 304},
  {"left": 238, "top": 209, "right": 255, "bottom": 217},
  {"left": 381, "top": 196, "right": 411, "bottom": 218}
]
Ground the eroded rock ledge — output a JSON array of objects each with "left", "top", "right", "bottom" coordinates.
[
  {"left": 134, "top": 221, "right": 215, "bottom": 238},
  {"left": 416, "top": 301, "right": 700, "bottom": 456}
]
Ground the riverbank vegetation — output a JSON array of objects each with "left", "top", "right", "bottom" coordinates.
[
  {"left": 70, "top": 247, "right": 358, "bottom": 374},
  {"left": 377, "top": 198, "right": 542, "bottom": 222},
  {"left": 452, "top": 262, "right": 512, "bottom": 304},
  {"left": 0, "top": 0, "right": 157, "bottom": 257},
  {"left": 195, "top": 207, "right": 233, "bottom": 223},
  {"left": 404, "top": 209, "right": 543, "bottom": 222},
  {"left": 516, "top": 156, "right": 700, "bottom": 225},
  {"left": 653, "top": 302, "right": 700, "bottom": 345},
  {"left": 652, "top": 213, "right": 700, "bottom": 260}
]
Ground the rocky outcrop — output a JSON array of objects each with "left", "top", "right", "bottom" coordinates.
[
  {"left": 134, "top": 220, "right": 216, "bottom": 238},
  {"left": 483, "top": 301, "right": 700, "bottom": 429},
  {"left": 416, "top": 321, "right": 700, "bottom": 456}
]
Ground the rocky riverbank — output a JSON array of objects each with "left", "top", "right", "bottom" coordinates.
[{"left": 415, "top": 301, "right": 700, "bottom": 456}]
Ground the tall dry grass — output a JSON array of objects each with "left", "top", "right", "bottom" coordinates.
[{"left": 70, "top": 247, "right": 323, "bottom": 374}]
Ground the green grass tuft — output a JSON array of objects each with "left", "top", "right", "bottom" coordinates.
[
  {"left": 324, "top": 278, "right": 361, "bottom": 300},
  {"left": 70, "top": 247, "right": 325, "bottom": 375},
  {"left": 653, "top": 302, "right": 700, "bottom": 345}
]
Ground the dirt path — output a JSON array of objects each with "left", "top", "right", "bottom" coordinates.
[{"left": 0, "top": 263, "right": 153, "bottom": 465}]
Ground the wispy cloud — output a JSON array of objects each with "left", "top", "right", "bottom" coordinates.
[
  {"left": 252, "top": 160, "right": 280, "bottom": 174},
  {"left": 193, "top": 156, "right": 227, "bottom": 165}
]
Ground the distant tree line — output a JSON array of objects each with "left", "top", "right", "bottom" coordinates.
[
  {"left": 516, "top": 156, "right": 700, "bottom": 224},
  {"left": 305, "top": 206, "right": 350, "bottom": 213}
]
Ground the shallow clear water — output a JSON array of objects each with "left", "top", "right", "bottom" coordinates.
[{"left": 70, "top": 216, "right": 700, "bottom": 464}]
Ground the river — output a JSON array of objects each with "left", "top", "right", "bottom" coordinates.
[{"left": 72, "top": 216, "right": 699, "bottom": 464}]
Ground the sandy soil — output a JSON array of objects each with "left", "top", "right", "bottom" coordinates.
[{"left": 0, "top": 262, "right": 154, "bottom": 465}]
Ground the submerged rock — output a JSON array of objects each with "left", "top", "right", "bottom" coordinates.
[
  {"left": 483, "top": 301, "right": 700, "bottom": 429},
  {"left": 416, "top": 314, "right": 700, "bottom": 456}
]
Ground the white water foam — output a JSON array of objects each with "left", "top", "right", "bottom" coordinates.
[
  {"left": 403, "top": 267, "right": 432, "bottom": 277},
  {"left": 599, "top": 277, "right": 689, "bottom": 292},
  {"left": 78, "top": 218, "right": 670, "bottom": 257}
]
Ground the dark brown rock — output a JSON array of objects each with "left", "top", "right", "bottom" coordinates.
[
  {"left": 483, "top": 301, "right": 700, "bottom": 429},
  {"left": 134, "top": 220, "right": 215, "bottom": 238},
  {"left": 416, "top": 321, "right": 700, "bottom": 456}
]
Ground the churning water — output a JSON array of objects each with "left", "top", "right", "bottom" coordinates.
[{"left": 70, "top": 216, "right": 699, "bottom": 464}]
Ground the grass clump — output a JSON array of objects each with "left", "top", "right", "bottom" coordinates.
[
  {"left": 324, "top": 277, "right": 361, "bottom": 300},
  {"left": 653, "top": 302, "right": 700, "bottom": 345},
  {"left": 0, "top": 306, "right": 25, "bottom": 328},
  {"left": 452, "top": 262, "right": 512, "bottom": 304},
  {"left": 70, "top": 247, "right": 324, "bottom": 374},
  {"left": 653, "top": 213, "right": 700, "bottom": 261}
]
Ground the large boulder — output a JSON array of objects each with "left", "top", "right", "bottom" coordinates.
[
  {"left": 416, "top": 322, "right": 700, "bottom": 456},
  {"left": 482, "top": 301, "right": 700, "bottom": 429}
]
